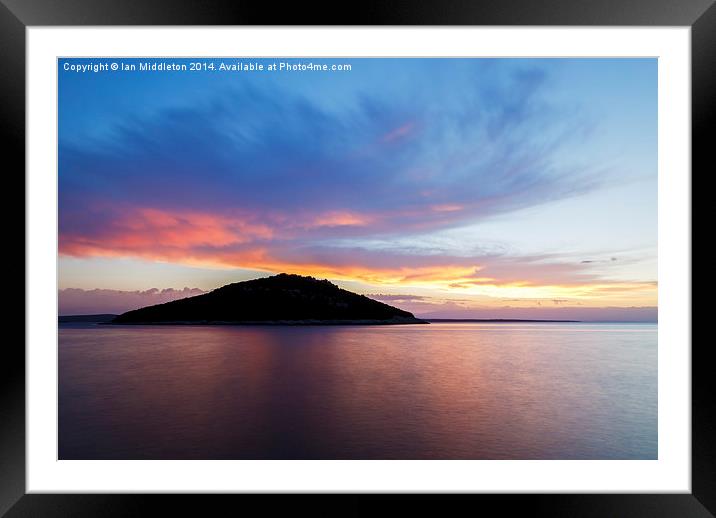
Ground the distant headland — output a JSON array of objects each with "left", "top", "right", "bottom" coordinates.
[
  {"left": 427, "top": 318, "right": 580, "bottom": 323},
  {"left": 109, "top": 273, "right": 429, "bottom": 325}
]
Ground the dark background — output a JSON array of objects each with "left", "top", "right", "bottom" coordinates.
[{"left": 3, "top": 0, "right": 711, "bottom": 515}]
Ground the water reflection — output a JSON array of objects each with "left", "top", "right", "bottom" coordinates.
[{"left": 59, "top": 323, "right": 657, "bottom": 459}]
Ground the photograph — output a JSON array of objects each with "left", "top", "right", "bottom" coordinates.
[{"left": 57, "top": 56, "right": 658, "bottom": 460}]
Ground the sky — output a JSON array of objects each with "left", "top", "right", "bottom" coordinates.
[{"left": 58, "top": 58, "right": 657, "bottom": 320}]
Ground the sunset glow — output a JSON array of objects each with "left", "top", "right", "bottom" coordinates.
[{"left": 59, "top": 58, "right": 657, "bottom": 320}]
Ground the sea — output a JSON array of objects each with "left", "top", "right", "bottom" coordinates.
[{"left": 58, "top": 322, "right": 657, "bottom": 459}]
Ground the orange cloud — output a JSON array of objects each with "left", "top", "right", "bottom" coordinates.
[
  {"left": 59, "top": 237, "right": 658, "bottom": 308},
  {"left": 60, "top": 207, "right": 274, "bottom": 264},
  {"left": 59, "top": 205, "right": 656, "bottom": 309},
  {"left": 304, "top": 211, "right": 375, "bottom": 228}
]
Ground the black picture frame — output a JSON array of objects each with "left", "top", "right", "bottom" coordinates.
[{"left": 4, "top": 0, "right": 710, "bottom": 515}]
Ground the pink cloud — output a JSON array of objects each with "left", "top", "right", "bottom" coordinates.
[
  {"left": 430, "top": 204, "right": 464, "bottom": 213},
  {"left": 371, "top": 294, "right": 657, "bottom": 322},
  {"left": 59, "top": 207, "right": 274, "bottom": 262},
  {"left": 381, "top": 122, "right": 415, "bottom": 143},
  {"left": 59, "top": 287, "right": 206, "bottom": 315}
]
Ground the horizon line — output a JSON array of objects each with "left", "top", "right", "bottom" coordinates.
[{"left": 58, "top": 313, "right": 657, "bottom": 324}]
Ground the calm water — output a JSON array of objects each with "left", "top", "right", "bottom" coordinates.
[{"left": 58, "top": 322, "right": 657, "bottom": 459}]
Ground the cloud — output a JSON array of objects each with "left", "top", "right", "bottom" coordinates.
[
  {"left": 344, "top": 289, "right": 656, "bottom": 321},
  {"left": 416, "top": 305, "right": 657, "bottom": 322},
  {"left": 59, "top": 61, "right": 602, "bottom": 287},
  {"left": 366, "top": 294, "right": 430, "bottom": 302},
  {"left": 59, "top": 287, "right": 205, "bottom": 315},
  {"left": 362, "top": 290, "right": 656, "bottom": 321},
  {"left": 381, "top": 122, "right": 417, "bottom": 143},
  {"left": 582, "top": 257, "right": 619, "bottom": 264}
]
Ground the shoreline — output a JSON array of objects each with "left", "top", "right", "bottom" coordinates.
[{"left": 59, "top": 315, "right": 656, "bottom": 325}]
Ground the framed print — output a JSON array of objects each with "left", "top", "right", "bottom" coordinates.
[{"left": 5, "top": 0, "right": 711, "bottom": 515}]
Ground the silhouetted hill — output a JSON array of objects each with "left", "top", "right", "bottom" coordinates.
[{"left": 112, "top": 274, "right": 428, "bottom": 325}]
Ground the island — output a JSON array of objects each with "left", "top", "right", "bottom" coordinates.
[{"left": 111, "top": 273, "right": 429, "bottom": 325}]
